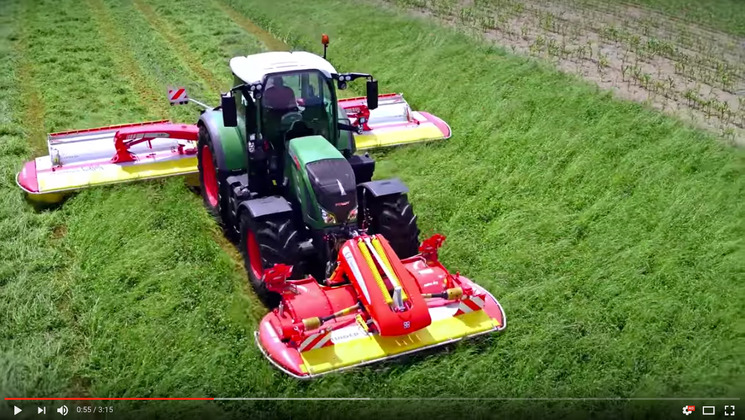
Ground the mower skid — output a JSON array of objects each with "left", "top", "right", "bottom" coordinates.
[
  {"left": 16, "top": 120, "right": 200, "bottom": 204},
  {"left": 339, "top": 93, "right": 451, "bottom": 150},
  {"left": 254, "top": 234, "right": 506, "bottom": 378}
]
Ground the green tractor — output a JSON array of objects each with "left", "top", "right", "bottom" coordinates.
[{"left": 196, "top": 48, "right": 433, "bottom": 304}]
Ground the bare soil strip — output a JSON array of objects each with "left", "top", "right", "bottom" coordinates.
[{"left": 387, "top": 0, "right": 745, "bottom": 145}]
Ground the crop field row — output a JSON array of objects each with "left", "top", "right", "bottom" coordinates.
[
  {"left": 386, "top": 0, "right": 745, "bottom": 145},
  {"left": 1, "top": 0, "right": 743, "bottom": 419}
]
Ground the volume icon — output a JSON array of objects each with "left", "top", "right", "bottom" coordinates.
[{"left": 57, "top": 405, "right": 68, "bottom": 416}]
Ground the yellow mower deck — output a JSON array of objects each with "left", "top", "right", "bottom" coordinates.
[{"left": 300, "top": 308, "right": 501, "bottom": 376}]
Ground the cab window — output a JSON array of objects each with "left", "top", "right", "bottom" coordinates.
[{"left": 259, "top": 71, "right": 334, "bottom": 147}]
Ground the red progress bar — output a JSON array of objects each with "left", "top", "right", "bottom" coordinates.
[{"left": 5, "top": 398, "right": 214, "bottom": 401}]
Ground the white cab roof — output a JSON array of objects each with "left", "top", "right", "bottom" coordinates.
[{"left": 229, "top": 51, "right": 338, "bottom": 84}]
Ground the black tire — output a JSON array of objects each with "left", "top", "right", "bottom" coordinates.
[
  {"left": 197, "top": 125, "right": 235, "bottom": 239},
  {"left": 239, "top": 211, "right": 303, "bottom": 308},
  {"left": 367, "top": 194, "right": 420, "bottom": 259}
]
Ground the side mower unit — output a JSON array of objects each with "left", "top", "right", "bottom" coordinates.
[{"left": 16, "top": 121, "right": 200, "bottom": 204}]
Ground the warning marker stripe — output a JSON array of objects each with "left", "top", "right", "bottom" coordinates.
[
  {"left": 169, "top": 88, "right": 186, "bottom": 101},
  {"left": 454, "top": 294, "right": 486, "bottom": 316},
  {"left": 298, "top": 330, "right": 333, "bottom": 352}
]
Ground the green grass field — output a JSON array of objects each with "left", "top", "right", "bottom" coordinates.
[{"left": 1, "top": 0, "right": 743, "bottom": 418}]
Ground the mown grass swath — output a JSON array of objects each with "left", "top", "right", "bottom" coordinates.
[
  {"left": 0, "top": 0, "right": 77, "bottom": 404},
  {"left": 4, "top": 0, "right": 262, "bottom": 416},
  {"left": 1, "top": 0, "right": 743, "bottom": 418}
]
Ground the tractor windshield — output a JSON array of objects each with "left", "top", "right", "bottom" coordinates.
[{"left": 260, "top": 70, "right": 335, "bottom": 148}]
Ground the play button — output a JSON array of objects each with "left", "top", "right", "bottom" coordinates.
[{"left": 13, "top": 406, "right": 21, "bottom": 415}]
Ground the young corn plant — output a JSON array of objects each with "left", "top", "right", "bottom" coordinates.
[
  {"left": 641, "top": 72, "right": 652, "bottom": 90},
  {"left": 597, "top": 52, "right": 610, "bottom": 77},
  {"left": 715, "top": 100, "right": 731, "bottom": 122},
  {"left": 721, "top": 127, "right": 736, "bottom": 143},
  {"left": 665, "top": 76, "right": 676, "bottom": 98}
]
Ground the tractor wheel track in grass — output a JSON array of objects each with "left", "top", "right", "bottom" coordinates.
[
  {"left": 213, "top": 0, "right": 289, "bottom": 51},
  {"left": 87, "top": 0, "right": 249, "bottom": 280},
  {"left": 132, "top": 0, "right": 223, "bottom": 93},
  {"left": 119, "top": 0, "right": 306, "bottom": 295},
  {"left": 15, "top": 3, "right": 46, "bottom": 155},
  {"left": 91, "top": 0, "right": 284, "bottom": 305},
  {"left": 87, "top": 0, "right": 171, "bottom": 120}
]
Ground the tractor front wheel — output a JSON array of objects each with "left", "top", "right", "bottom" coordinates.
[
  {"left": 366, "top": 194, "right": 420, "bottom": 259},
  {"left": 197, "top": 125, "right": 234, "bottom": 238},
  {"left": 239, "top": 212, "right": 302, "bottom": 307}
]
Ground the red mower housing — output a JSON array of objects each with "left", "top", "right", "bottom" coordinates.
[{"left": 255, "top": 233, "right": 506, "bottom": 378}]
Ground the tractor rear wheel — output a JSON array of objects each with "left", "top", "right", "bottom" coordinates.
[
  {"left": 239, "top": 212, "right": 302, "bottom": 307},
  {"left": 366, "top": 194, "right": 420, "bottom": 259},
  {"left": 197, "top": 125, "right": 236, "bottom": 239}
]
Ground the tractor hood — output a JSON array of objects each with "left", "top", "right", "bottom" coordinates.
[
  {"left": 288, "top": 135, "right": 357, "bottom": 226},
  {"left": 306, "top": 158, "right": 356, "bottom": 221}
]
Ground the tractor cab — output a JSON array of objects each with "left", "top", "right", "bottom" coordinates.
[
  {"left": 223, "top": 51, "right": 379, "bottom": 154},
  {"left": 221, "top": 51, "right": 379, "bottom": 196},
  {"left": 259, "top": 70, "right": 335, "bottom": 151}
]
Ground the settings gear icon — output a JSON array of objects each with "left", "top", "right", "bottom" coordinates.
[{"left": 682, "top": 405, "right": 695, "bottom": 416}]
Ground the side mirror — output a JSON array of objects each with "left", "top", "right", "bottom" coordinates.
[
  {"left": 366, "top": 79, "right": 379, "bottom": 110},
  {"left": 221, "top": 93, "right": 237, "bottom": 127}
]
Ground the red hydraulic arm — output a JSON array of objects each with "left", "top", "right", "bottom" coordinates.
[{"left": 111, "top": 123, "right": 199, "bottom": 163}]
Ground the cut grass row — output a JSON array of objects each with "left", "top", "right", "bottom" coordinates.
[
  {"left": 0, "top": 0, "right": 77, "bottom": 403},
  {"left": 1, "top": 0, "right": 743, "bottom": 418},
  {"left": 2, "top": 0, "right": 267, "bottom": 416},
  {"left": 87, "top": 0, "right": 171, "bottom": 121}
]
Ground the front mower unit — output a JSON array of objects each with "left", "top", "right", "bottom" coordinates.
[{"left": 255, "top": 234, "right": 506, "bottom": 378}]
